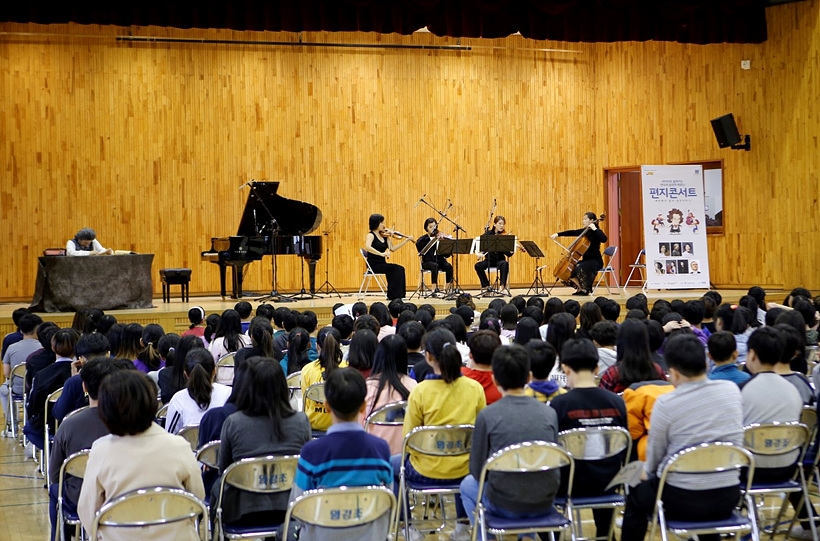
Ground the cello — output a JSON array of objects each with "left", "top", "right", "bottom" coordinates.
[{"left": 551, "top": 214, "right": 605, "bottom": 285}]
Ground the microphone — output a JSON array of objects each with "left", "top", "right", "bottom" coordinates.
[{"left": 414, "top": 193, "right": 427, "bottom": 208}]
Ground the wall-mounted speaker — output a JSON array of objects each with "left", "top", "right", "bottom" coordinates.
[{"left": 710, "top": 113, "right": 742, "bottom": 148}]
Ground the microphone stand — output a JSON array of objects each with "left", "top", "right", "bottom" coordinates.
[
  {"left": 315, "top": 219, "right": 341, "bottom": 298},
  {"left": 417, "top": 197, "right": 467, "bottom": 299},
  {"left": 250, "top": 181, "right": 293, "bottom": 303}
]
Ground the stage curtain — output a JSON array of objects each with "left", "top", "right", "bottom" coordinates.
[{"left": 0, "top": 0, "right": 768, "bottom": 44}]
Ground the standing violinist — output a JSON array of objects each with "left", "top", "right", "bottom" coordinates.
[
  {"left": 363, "top": 213, "right": 414, "bottom": 301},
  {"left": 475, "top": 215, "right": 513, "bottom": 292},
  {"left": 416, "top": 218, "right": 454, "bottom": 293},
  {"left": 550, "top": 212, "right": 607, "bottom": 296}
]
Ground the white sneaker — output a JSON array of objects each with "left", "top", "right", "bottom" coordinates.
[
  {"left": 449, "top": 522, "right": 472, "bottom": 541},
  {"left": 406, "top": 526, "right": 425, "bottom": 541},
  {"left": 790, "top": 525, "right": 815, "bottom": 540}
]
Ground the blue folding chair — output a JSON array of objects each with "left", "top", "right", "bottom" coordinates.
[
  {"left": 56, "top": 449, "right": 90, "bottom": 541},
  {"left": 557, "top": 426, "right": 632, "bottom": 541},
  {"left": 471, "top": 441, "right": 574, "bottom": 541},
  {"left": 396, "top": 424, "right": 474, "bottom": 540},
  {"left": 213, "top": 455, "right": 299, "bottom": 540},
  {"left": 744, "top": 422, "right": 814, "bottom": 540},
  {"left": 648, "top": 442, "right": 758, "bottom": 541}
]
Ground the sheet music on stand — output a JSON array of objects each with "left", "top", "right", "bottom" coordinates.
[
  {"left": 521, "top": 240, "right": 549, "bottom": 297},
  {"left": 437, "top": 238, "right": 473, "bottom": 299},
  {"left": 478, "top": 235, "right": 516, "bottom": 255},
  {"left": 476, "top": 235, "right": 516, "bottom": 297}
]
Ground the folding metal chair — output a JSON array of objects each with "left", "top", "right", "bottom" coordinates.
[
  {"left": 648, "top": 442, "right": 758, "bottom": 541},
  {"left": 287, "top": 371, "right": 302, "bottom": 411},
  {"left": 743, "top": 422, "right": 814, "bottom": 539},
  {"left": 90, "top": 486, "right": 209, "bottom": 541},
  {"left": 364, "top": 400, "right": 408, "bottom": 433},
  {"left": 56, "top": 449, "right": 90, "bottom": 541},
  {"left": 302, "top": 383, "right": 327, "bottom": 437},
  {"left": 410, "top": 254, "right": 435, "bottom": 300},
  {"left": 396, "top": 424, "right": 473, "bottom": 540},
  {"left": 213, "top": 455, "right": 299, "bottom": 540},
  {"left": 557, "top": 426, "right": 632, "bottom": 541},
  {"left": 177, "top": 424, "right": 201, "bottom": 452},
  {"left": 156, "top": 402, "right": 169, "bottom": 429},
  {"left": 593, "top": 246, "right": 619, "bottom": 294},
  {"left": 195, "top": 440, "right": 221, "bottom": 470},
  {"left": 6, "top": 363, "right": 26, "bottom": 438},
  {"left": 215, "top": 351, "right": 236, "bottom": 386},
  {"left": 282, "top": 485, "right": 397, "bottom": 541},
  {"left": 622, "top": 248, "right": 647, "bottom": 293},
  {"left": 472, "top": 441, "right": 574, "bottom": 541},
  {"left": 43, "top": 386, "right": 64, "bottom": 481},
  {"left": 358, "top": 248, "right": 388, "bottom": 299}
]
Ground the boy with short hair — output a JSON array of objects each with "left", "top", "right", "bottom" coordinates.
[
  {"left": 460, "top": 344, "right": 560, "bottom": 538},
  {"left": 461, "top": 331, "right": 503, "bottom": 405},
  {"left": 622, "top": 334, "right": 743, "bottom": 541},
  {"left": 589, "top": 320, "right": 618, "bottom": 372},
  {"left": 523, "top": 340, "right": 566, "bottom": 403},
  {"left": 707, "top": 331, "right": 749, "bottom": 385},
  {"left": 550, "top": 338, "right": 627, "bottom": 540},
  {"left": 291, "top": 367, "right": 392, "bottom": 540},
  {"left": 234, "top": 301, "right": 253, "bottom": 334},
  {"left": 741, "top": 326, "right": 812, "bottom": 538}
]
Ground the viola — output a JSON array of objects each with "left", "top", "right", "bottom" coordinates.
[{"left": 552, "top": 214, "right": 605, "bottom": 285}]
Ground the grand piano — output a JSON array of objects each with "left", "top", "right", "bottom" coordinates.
[{"left": 201, "top": 181, "right": 323, "bottom": 299}]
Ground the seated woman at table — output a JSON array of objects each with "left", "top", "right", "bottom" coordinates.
[{"left": 66, "top": 228, "right": 113, "bottom": 256}]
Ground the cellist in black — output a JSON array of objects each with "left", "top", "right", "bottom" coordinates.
[{"left": 550, "top": 212, "right": 607, "bottom": 296}]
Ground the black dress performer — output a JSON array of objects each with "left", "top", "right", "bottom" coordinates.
[
  {"left": 475, "top": 215, "right": 512, "bottom": 290},
  {"left": 363, "top": 214, "right": 414, "bottom": 301},
  {"left": 551, "top": 212, "right": 607, "bottom": 296},
  {"left": 416, "top": 218, "right": 454, "bottom": 291}
]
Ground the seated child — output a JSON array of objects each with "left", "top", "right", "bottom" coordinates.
[{"left": 289, "top": 368, "right": 392, "bottom": 540}]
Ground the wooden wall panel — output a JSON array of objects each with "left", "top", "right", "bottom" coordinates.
[{"left": 1, "top": 1, "right": 819, "bottom": 303}]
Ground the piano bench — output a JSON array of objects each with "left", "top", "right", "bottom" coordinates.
[{"left": 159, "top": 268, "right": 192, "bottom": 303}]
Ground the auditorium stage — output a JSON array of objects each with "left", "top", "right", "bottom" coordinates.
[{"left": 0, "top": 286, "right": 760, "bottom": 336}]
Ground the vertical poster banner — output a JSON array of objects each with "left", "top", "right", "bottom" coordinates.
[{"left": 641, "top": 165, "right": 710, "bottom": 290}]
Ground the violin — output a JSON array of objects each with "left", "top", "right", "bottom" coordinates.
[
  {"left": 551, "top": 214, "right": 605, "bottom": 285},
  {"left": 379, "top": 227, "right": 412, "bottom": 240}
]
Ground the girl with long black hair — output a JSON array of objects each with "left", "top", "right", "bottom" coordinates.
[
  {"left": 166, "top": 348, "right": 231, "bottom": 433},
  {"left": 363, "top": 334, "right": 417, "bottom": 454},
  {"left": 208, "top": 309, "right": 251, "bottom": 362}
]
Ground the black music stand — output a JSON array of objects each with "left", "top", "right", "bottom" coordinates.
[
  {"left": 287, "top": 237, "right": 319, "bottom": 301},
  {"left": 522, "top": 241, "right": 549, "bottom": 297},
  {"left": 315, "top": 221, "right": 341, "bottom": 298},
  {"left": 477, "top": 235, "right": 516, "bottom": 298},
  {"left": 410, "top": 237, "right": 438, "bottom": 300},
  {"left": 438, "top": 238, "right": 473, "bottom": 299}
]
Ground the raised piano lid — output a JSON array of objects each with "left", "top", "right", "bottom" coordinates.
[{"left": 237, "top": 181, "right": 322, "bottom": 237}]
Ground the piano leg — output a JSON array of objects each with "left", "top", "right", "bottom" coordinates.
[{"left": 219, "top": 264, "right": 228, "bottom": 299}]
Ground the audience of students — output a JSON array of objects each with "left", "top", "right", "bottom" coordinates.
[{"left": 19, "top": 285, "right": 820, "bottom": 541}]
